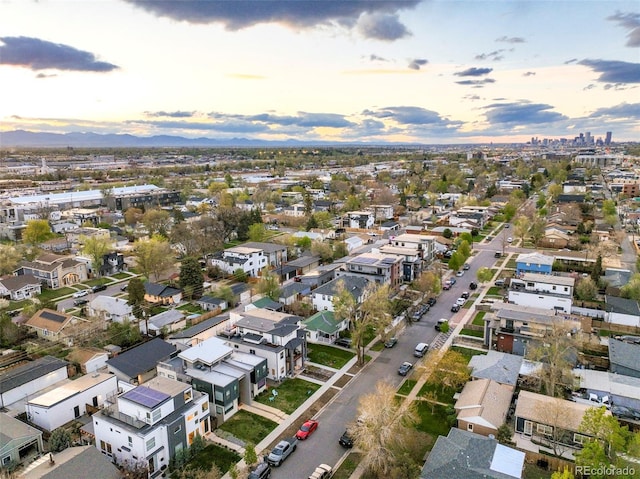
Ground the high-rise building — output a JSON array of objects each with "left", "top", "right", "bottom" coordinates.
[{"left": 605, "top": 131, "right": 612, "bottom": 146}]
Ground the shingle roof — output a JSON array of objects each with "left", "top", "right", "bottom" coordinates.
[
  {"left": 0, "top": 356, "right": 68, "bottom": 393},
  {"left": 0, "top": 274, "right": 40, "bottom": 290},
  {"left": 36, "top": 446, "right": 120, "bottom": 479},
  {"left": 169, "top": 314, "right": 228, "bottom": 339},
  {"left": 606, "top": 295, "right": 640, "bottom": 316},
  {"left": 0, "top": 412, "right": 41, "bottom": 451},
  {"left": 303, "top": 310, "right": 341, "bottom": 335},
  {"left": 106, "top": 338, "right": 176, "bottom": 378},
  {"left": 469, "top": 351, "right": 523, "bottom": 386},
  {"left": 241, "top": 241, "right": 286, "bottom": 253},
  {"left": 144, "top": 282, "right": 181, "bottom": 298},
  {"left": 313, "top": 276, "right": 369, "bottom": 300},
  {"left": 609, "top": 338, "right": 640, "bottom": 372},
  {"left": 251, "top": 297, "right": 283, "bottom": 311},
  {"left": 25, "top": 309, "right": 73, "bottom": 334}
]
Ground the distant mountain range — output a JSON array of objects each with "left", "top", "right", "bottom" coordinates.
[{"left": 0, "top": 129, "right": 367, "bottom": 148}]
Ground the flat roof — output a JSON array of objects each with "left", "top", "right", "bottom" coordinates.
[
  {"left": 28, "top": 373, "right": 115, "bottom": 408},
  {"left": 520, "top": 272, "right": 575, "bottom": 286},
  {"left": 179, "top": 336, "right": 233, "bottom": 364}
]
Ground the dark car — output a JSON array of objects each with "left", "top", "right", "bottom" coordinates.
[
  {"left": 469, "top": 282, "right": 478, "bottom": 290},
  {"left": 120, "top": 283, "right": 129, "bottom": 291},
  {"left": 339, "top": 431, "right": 353, "bottom": 448},
  {"left": 463, "top": 264, "right": 470, "bottom": 270},
  {"left": 398, "top": 361, "right": 413, "bottom": 376},
  {"left": 92, "top": 284, "right": 107, "bottom": 293},
  {"left": 427, "top": 297, "right": 437, "bottom": 306},
  {"left": 384, "top": 337, "right": 398, "bottom": 348},
  {"left": 73, "top": 299, "right": 89, "bottom": 306},
  {"left": 612, "top": 405, "right": 640, "bottom": 421},
  {"left": 248, "top": 463, "right": 271, "bottom": 479},
  {"left": 494, "top": 251, "right": 502, "bottom": 258},
  {"left": 461, "top": 291, "right": 470, "bottom": 299},
  {"left": 449, "top": 278, "right": 456, "bottom": 285},
  {"left": 334, "top": 338, "right": 352, "bottom": 348},
  {"left": 451, "top": 304, "right": 461, "bottom": 313}
]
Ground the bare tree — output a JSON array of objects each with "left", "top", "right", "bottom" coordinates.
[{"left": 533, "top": 397, "right": 572, "bottom": 458}]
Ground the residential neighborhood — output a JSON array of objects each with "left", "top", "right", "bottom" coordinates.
[{"left": 1, "top": 144, "right": 640, "bottom": 479}]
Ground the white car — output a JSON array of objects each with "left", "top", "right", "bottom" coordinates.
[
  {"left": 507, "top": 237, "right": 513, "bottom": 243},
  {"left": 455, "top": 297, "right": 466, "bottom": 306},
  {"left": 72, "top": 290, "right": 88, "bottom": 298},
  {"left": 455, "top": 270, "right": 464, "bottom": 277}
]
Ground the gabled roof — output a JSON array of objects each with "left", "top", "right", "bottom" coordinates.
[
  {"left": 0, "top": 356, "right": 68, "bottom": 393},
  {"left": 25, "top": 309, "right": 73, "bottom": 334},
  {"left": 286, "top": 255, "right": 321, "bottom": 268},
  {"left": 197, "top": 296, "right": 226, "bottom": 306},
  {"left": 455, "top": 379, "right": 514, "bottom": 430},
  {"left": 0, "top": 274, "right": 40, "bottom": 290},
  {"left": 251, "top": 297, "right": 283, "bottom": 311},
  {"left": 608, "top": 338, "right": 640, "bottom": 372},
  {"left": 241, "top": 241, "right": 286, "bottom": 253},
  {"left": 313, "top": 276, "right": 369, "bottom": 300},
  {"left": 149, "top": 309, "right": 185, "bottom": 328},
  {"left": 420, "top": 428, "right": 524, "bottom": 479},
  {"left": 106, "top": 338, "right": 176, "bottom": 378},
  {"left": 89, "top": 296, "right": 132, "bottom": 316},
  {"left": 144, "top": 282, "right": 181, "bottom": 297},
  {"left": 514, "top": 390, "right": 591, "bottom": 432},
  {"left": 0, "top": 413, "right": 41, "bottom": 453},
  {"left": 169, "top": 313, "right": 228, "bottom": 339},
  {"left": 303, "top": 310, "right": 342, "bottom": 334},
  {"left": 606, "top": 295, "right": 640, "bottom": 316},
  {"left": 469, "top": 351, "right": 523, "bottom": 386},
  {"left": 515, "top": 252, "right": 554, "bottom": 267}
]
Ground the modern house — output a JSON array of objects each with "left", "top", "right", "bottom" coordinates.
[
  {"left": 241, "top": 242, "right": 288, "bottom": 269},
  {"left": 0, "top": 413, "right": 43, "bottom": 470},
  {"left": 342, "top": 211, "right": 375, "bottom": 229},
  {"left": 454, "top": 378, "right": 514, "bottom": 437},
  {"left": 93, "top": 376, "right": 210, "bottom": 477},
  {"left": 15, "top": 253, "right": 88, "bottom": 289},
  {"left": 99, "top": 252, "right": 126, "bottom": 276},
  {"left": 143, "top": 282, "right": 182, "bottom": 305},
  {"left": 26, "top": 373, "right": 117, "bottom": 432},
  {"left": 0, "top": 356, "right": 69, "bottom": 410},
  {"left": 167, "top": 315, "right": 231, "bottom": 348},
  {"left": 0, "top": 274, "right": 41, "bottom": 301},
  {"left": 508, "top": 272, "right": 575, "bottom": 313},
  {"left": 106, "top": 338, "right": 177, "bottom": 384},
  {"left": 421, "top": 428, "right": 525, "bottom": 479},
  {"left": 335, "top": 252, "right": 403, "bottom": 289},
  {"left": 515, "top": 252, "right": 554, "bottom": 276},
  {"left": 209, "top": 245, "right": 268, "bottom": 278}
]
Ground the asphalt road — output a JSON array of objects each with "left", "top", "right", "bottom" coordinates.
[
  {"left": 56, "top": 281, "right": 128, "bottom": 311},
  {"left": 271, "top": 240, "right": 504, "bottom": 478}
]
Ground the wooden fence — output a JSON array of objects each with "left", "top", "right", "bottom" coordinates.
[{"left": 523, "top": 450, "right": 575, "bottom": 475}]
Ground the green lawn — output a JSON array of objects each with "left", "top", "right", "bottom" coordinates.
[
  {"left": 38, "top": 287, "right": 76, "bottom": 301},
  {"left": 307, "top": 343, "right": 355, "bottom": 369},
  {"left": 505, "top": 259, "right": 517, "bottom": 269},
  {"left": 84, "top": 278, "right": 111, "bottom": 287},
  {"left": 460, "top": 328, "right": 484, "bottom": 338},
  {"left": 397, "top": 379, "right": 416, "bottom": 396},
  {"left": 111, "top": 272, "right": 130, "bottom": 279},
  {"left": 217, "top": 410, "right": 277, "bottom": 444},
  {"left": 188, "top": 444, "right": 240, "bottom": 475},
  {"left": 472, "top": 311, "right": 486, "bottom": 326},
  {"left": 254, "top": 378, "right": 321, "bottom": 414},
  {"left": 177, "top": 303, "right": 205, "bottom": 314},
  {"left": 332, "top": 452, "right": 363, "bottom": 479},
  {"left": 414, "top": 401, "right": 451, "bottom": 448},
  {"left": 418, "top": 381, "right": 457, "bottom": 405},
  {"left": 486, "top": 286, "right": 502, "bottom": 296},
  {"left": 450, "top": 346, "right": 486, "bottom": 361},
  {"left": 369, "top": 341, "right": 385, "bottom": 352}
]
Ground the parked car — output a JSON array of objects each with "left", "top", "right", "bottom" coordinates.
[
  {"left": 442, "top": 281, "right": 451, "bottom": 291},
  {"left": 494, "top": 251, "right": 502, "bottom": 258},
  {"left": 427, "top": 297, "right": 437, "bottom": 306},
  {"left": 469, "top": 282, "right": 478, "bottom": 290},
  {"left": 295, "top": 419, "right": 319, "bottom": 440},
  {"left": 308, "top": 464, "right": 333, "bottom": 479},
  {"left": 455, "top": 297, "right": 466, "bottom": 306},
  {"left": 486, "top": 236, "right": 493, "bottom": 241},
  {"left": 612, "top": 405, "right": 640, "bottom": 421},
  {"left": 449, "top": 278, "right": 457, "bottom": 285},
  {"left": 339, "top": 430, "right": 354, "bottom": 448},
  {"left": 384, "top": 337, "right": 398, "bottom": 348},
  {"left": 72, "top": 290, "right": 88, "bottom": 298},
  {"left": 507, "top": 237, "right": 513, "bottom": 243},
  {"left": 494, "top": 279, "right": 506, "bottom": 287},
  {"left": 463, "top": 264, "right": 470, "bottom": 270},
  {"left": 120, "top": 283, "right": 129, "bottom": 291},
  {"left": 267, "top": 438, "right": 298, "bottom": 466},
  {"left": 451, "top": 304, "right": 461, "bottom": 312},
  {"left": 73, "top": 299, "right": 89, "bottom": 306},
  {"left": 248, "top": 463, "right": 271, "bottom": 479},
  {"left": 461, "top": 291, "right": 470, "bottom": 299},
  {"left": 398, "top": 361, "right": 413, "bottom": 376},
  {"left": 334, "top": 338, "right": 352, "bottom": 348},
  {"left": 92, "top": 284, "right": 107, "bottom": 293},
  {"left": 435, "top": 318, "right": 448, "bottom": 331},
  {"left": 414, "top": 342, "right": 429, "bottom": 357},
  {"left": 504, "top": 223, "right": 510, "bottom": 228},
  {"left": 456, "top": 270, "right": 464, "bottom": 277}
]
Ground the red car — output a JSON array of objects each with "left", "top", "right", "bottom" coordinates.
[{"left": 295, "top": 419, "right": 319, "bottom": 440}]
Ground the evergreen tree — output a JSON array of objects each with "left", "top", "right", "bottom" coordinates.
[{"left": 179, "top": 257, "right": 204, "bottom": 299}]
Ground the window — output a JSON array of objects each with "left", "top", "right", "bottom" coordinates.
[
  {"left": 100, "top": 441, "right": 112, "bottom": 454},
  {"left": 174, "top": 425, "right": 182, "bottom": 434},
  {"left": 3, "top": 456, "right": 11, "bottom": 466},
  {"left": 128, "top": 436, "right": 133, "bottom": 447},
  {"left": 552, "top": 286, "right": 557, "bottom": 291},
  {"left": 537, "top": 424, "right": 553, "bottom": 436},
  {"left": 574, "top": 433, "right": 589, "bottom": 445},
  {"left": 249, "top": 349, "right": 256, "bottom": 355},
  {"left": 214, "top": 390, "right": 223, "bottom": 402},
  {"left": 184, "top": 389, "right": 192, "bottom": 402},
  {"left": 467, "top": 423, "right": 473, "bottom": 431},
  {"left": 146, "top": 437, "right": 156, "bottom": 451},
  {"left": 202, "top": 402, "right": 209, "bottom": 412}
]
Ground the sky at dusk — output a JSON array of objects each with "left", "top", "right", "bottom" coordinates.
[{"left": 1, "top": 0, "right": 639, "bottom": 144}]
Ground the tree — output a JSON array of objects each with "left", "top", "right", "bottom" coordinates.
[
  {"left": 551, "top": 468, "right": 575, "bottom": 479},
  {"left": 525, "top": 321, "right": 577, "bottom": 397},
  {"left": 142, "top": 209, "right": 171, "bottom": 237},
  {"left": 255, "top": 271, "right": 281, "bottom": 301},
  {"left": 124, "top": 207, "right": 143, "bottom": 226},
  {"left": 514, "top": 216, "right": 529, "bottom": 244},
  {"left": 127, "top": 277, "right": 146, "bottom": 317},
  {"left": 496, "top": 423, "right": 514, "bottom": 445},
  {"left": 412, "top": 271, "right": 441, "bottom": 302},
  {"left": 0, "top": 245, "right": 21, "bottom": 276},
  {"left": 574, "top": 441, "right": 609, "bottom": 479},
  {"left": 548, "top": 183, "right": 562, "bottom": 202},
  {"left": 332, "top": 279, "right": 358, "bottom": 330},
  {"left": 233, "top": 268, "right": 248, "bottom": 283},
  {"left": 179, "top": 257, "right": 204, "bottom": 299},
  {"left": 248, "top": 223, "right": 266, "bottom": 242},
  {"left": 332, "top": 242, "right": 349, "bottom": 260},
  {"left": 310, "top": 241, "right": 333, "bottom": 263},
  {"left": 0, "top": 314, "right": 21, "bottom": 348},
  {"left": 578, "top": 406, "right": 629, "bottom": 461},
  {"left": 457, "top": 240, "right": 471, "bottom": 260},
  {"left": 533, "top": 396, "right": 574, "bottom": 458},
  {"left": 476, "top": 267, "right": 493, "bottom": 284},
  {"left": 602, "top": 199, "right": 617, "bottom": 217},
  {"left": 352, "top": 380, "right": 419, "bottom": 477},
  {"left": 133, "top": 236, "right": 175, "bottom": 281},
  {"left": 591, "top": 254, "right": 603, "bottom": 282},
  {"left": 212, "top": 285, "right": 235, "bottom": 306},
  {"left": 352, "top": 284, "right": 392, "bottom": 365},
  {"left": 448, "top": 251, "right": 463, "bottom": 271},
  {"left": 576, "top": 277, "right": 597, "bottom": 301},
  {"left": 244, "top": 442, "right": 258, "bottom": 467},
  {"left": 80, "top": 235, "right": 113, "bottom": 277},
  {"left": 429, "top": 350, "right": 470, "bottom": 393},
  {"left": 107, "top": 320, "right": 142, "bottom": 348},
  {"left": 442, "top": 228, "right": 453, "bottom": 239},
  {"left": 23, "top": 219, "right": 53, "bottom": 246},
  {"left": 48, "top": 428, "right": 71, "bottom": 452},
  {"left": 621, "top": 273, "right": 640, "bottom": 300}
]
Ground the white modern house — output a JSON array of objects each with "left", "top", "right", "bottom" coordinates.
[
  {"left": 26, "top": 373, "right": 117, "bottom": 432},
  {"left": 209, "top": 246, "right": 268, "bottom": 277},
  {"left": 311, "top": 276, "right": 370, "bottom": 312},
  {"left": 93, "top": 376, "right": 210, "bottom": 476},
  {"left": 508, "top": 273, "right": 575, "bottom": 313},
  {"left": 0, "top": 356, "right": 68, "bottom": 410}
]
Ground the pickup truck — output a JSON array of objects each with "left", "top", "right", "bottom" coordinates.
[{"left": 266, "top": 437, "right": 297, "bottom": 466}]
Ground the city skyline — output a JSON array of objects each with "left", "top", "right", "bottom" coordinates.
[{"left": 1, "top": 0, "right": 639, "bottom": 145}]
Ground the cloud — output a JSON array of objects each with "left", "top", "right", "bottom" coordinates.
[
  {"left": 455, "top": 79, "right": 496, "bottom": 86},
  {"left": 408, "top": 58, "right": 428, "bottom": 70},
  {"left": 475, "top": 50, "right": 505, "bottom": 61},
  {"left": 455, "top": 67, "right": 493, "bottom": 77},
  {"left": 124, "top": 0, "right": 418, "bottom": 40},
  {"left": 144, "top": 111, "right": 196, "bottom": 118},
  {"left": 496, "top": 36, "right": 525, "bottom": 43},
  {"left": 362, "top": 106, "right": 458, "bottom": 126},
  {"left": 565, "top": 58, "right": 578, "bottom": 64},
  {"left": 35, "top": 73, "right": 57, "bottom": 79},
  {"left": 369, "top": 54, "right": 388, "bottom": 62},
  {"left": 482, "top": 101, "right": 567, "bottom": 125},
  {"left": 608, "top": 12, "right": 640, "bottom": 47},
  {"left": 523, "top": 71, "right": 536, "bottom": 77},
  {"left": 578, "top": 59, "right": 640, "bottom": 83},
  {"left": 0, "top": 36, "right": 118, "bottom": 72},
  {"left": 589, "top": 102, "right": 640, "bottom": 119}
]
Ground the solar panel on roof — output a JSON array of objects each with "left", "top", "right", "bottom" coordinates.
[
  {"left": 122, "top": 386, "right": 170, "bottom": 408},
  {"left": 40, "top": 310, "right": 67, "bottom": 323},
  {"left": 352, "top": 256, "right": 377, "bottom": 265}
]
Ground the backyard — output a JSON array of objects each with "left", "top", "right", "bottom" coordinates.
[
  {"left": 217, "top": 410, "right": 277, "bottom": 444},
  {"left": 254, "top": 378, "right": 321, "bottom": 414},
  {"left": 414, "top": 401, "right": 452, "bottom": 452},
  {"left": 307, "top": 343, "right": 355, "bottom": 369},
  {"left": 188, "top": 443, "right": 240, "bottom": 476}
]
